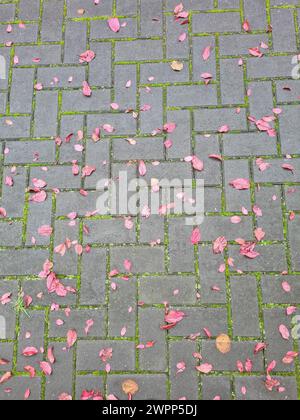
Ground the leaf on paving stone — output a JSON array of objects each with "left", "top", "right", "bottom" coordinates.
[
  {"left": 216, "top": 334, "right": 231, "bottom": 354},
  {"left": 171, "top": 61, "right": 184, "bottom": 72},
  {"left": 202, "top": 46, "right": 211, "bottom": 61},
  {"left": 279, "top": 324, "right": 290, "bottom": 340},
  {"left": 67, "top": 329, "right": 77, "bottom": 348},
  {"left": 122, "top": 379, "right": 139, "bottom": 396},
  {"left": 230, "top": 178, "right": 250, "bottom": 190},
  {"left": 40, "top": 362, "right": 52, "bottom": 376},
  {"left": 190, "top": 228, "right": 201, "bottom": 245},
  {"left": 0, "top": 371, "right": 12, "bottom": 385},
  {"left": 196, "top": 363, "right": 213, "bottom": 374},
  {"left": 108, "top": 18, "right": 120, "bottom": 33}
]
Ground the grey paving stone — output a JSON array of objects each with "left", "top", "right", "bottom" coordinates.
[
  {"left": 0, "top": 221, "right": 23, "bottom": 247},
  {"left": 4, "top": 140, "right": 55, "bottom": 164},
  {"left": 76, "top": 340, "right": 136, "bottom": 372},
  {"left": 202, "top": 376, "right": 232, "bottom": 401},
  {"left": 83, "top": 219, "right": 136, "bottom": 245},
  {"left": 285, "top": 186, "right": 300, "bottom": 211},
  {"left": 112, "top": 137, "right": 164, "bottom": 161},
  {"left": 261, "top": 275, "right": 300, "bottom": 304},
  {"left": 255, "top": 186, "right": 284, "bottom": 241},
  {"left": 278, "top": 106, "right": 300, "bottom": 155},
  {"left": 14, "top": 45, "right": 62, "bottom": 65},
  {"left": 223, "top": 132, "right": 277, "bottom": 157},
  {"left": 192, "top": 12, "right": 241, "bottom": 33},
  {"left": 41, "top": 0, "right": 64, "bottom": 42},
  {"left": 67, "top": 0, "right": 113, "bottom": 17},
  {"left": 248, "top": 81, "right": 274, "bottom": 120},
  {"left": 224, "top": 159, "right": 251, "bottom": 212},
  {"left": 235, "top": 376, "right": 298, "bottom": 401},
  {"left": 166, "top": 110, "right": 192, "bottom": 159},
  {"left": 0, "top": 117, "right": 31, "bottom": 139},
  {"left": 34, "top": 91, "right": 58, "bottom": 138},
  {"left": 30, "top": 165, "right": 80, "bottom": 190},
  {"left": 10, "top": 68, "right": 34, "bottom": 114},
  {"left": 139, "top": 275, "right": 197, "bottom": 305},
  {"left": 253, "top": 158, "right": 300, "bottom": 183},
  {"left": 139, "top": 308, "right": 167, "bottom": 371},
  {"left": 271, "top": 9, "right": 297, "bottom": 53},
  {"left": 62, "top": 89, "right": 111, "bottom": 113},
  {"left": 64, "top": 21, "right": 87, "bottom": 64},
  {"left": 288, "top": 215, "right": 300, "bottom": 271},
  {"left": 110, "top": 246, "right": 165, "bottom": 274},
  {"left": 22, "top": 278, "right": 77, "bottom": 307},
  {"left": 0, "top": 23, "right": 38, "bottom": 44},
  {"left": 90, "top": 18, "right": 137, "bottom": 39},
  {"left": 167, "top": 84, "right": 218, "bottom": 107},
  {"left": 219, "top": 34, "right": 270, "bottom": 57},
  {"left": 194, "top": 108, "right": 247, "bottom": 132},
  {"left": 0, "top": 377, "right": 41, "bottom": 400},
  {"left": 75, "top": 375, "right": 104, "bottom": 400},
  {"left": 80, "top": 249, "right": 107, "bottom": 306},
  {"left": 37, "top": 67, "right": 86, "bottom": 89},
  {"left": 230, "top": 276, "right": 260, "bottom": 337},
  {"left": 244, "top": 0, "right": 267, "bottom": 30},
  {"left": 115, "top": 40, "right": 163, "bottom": 62},
  {"left": 107, "top": 374, "right": 167, "bottom": 400},
  {"left": 170, "top": 340, "right": 199, "bottom": 400},
  {"left": 18, "top": 0, "right": 40, "bottom": 20},
  {"left": 201, "top": 341, "right": 264, "bottom": 372},
  {"left": 114, "top": 64, "right": 137, "bottom": 110},
  {"left": 0, "top": 280, "right": 18, "bottom": 340},
  {"left": 0, "top": 249, "right": 48, "bottom": 276},
  {"left": 220, "top": 59, "right": 245, "bottom": 105}
]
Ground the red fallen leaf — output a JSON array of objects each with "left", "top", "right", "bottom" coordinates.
[
  {"left": 209, "top": 154, "right": 223, "bottom": 161},
  {"left": 282, "top": 351, "right": 299, "bottom": 364},
  {"left": 0, "top": 372, "right": 12, "bottom": 385},
  {"left": 192, "top": 156, "right": 204, "bottom": 172},
  {"left": 249, "top": 47, "right": 263, "bottom": 58},
  {"left": 79, "top": 50, "right": 95, "bottom": 63},
  {"left": 242, "top": 20, "right": 251, "bottom": 32},
  {"left": 254, "top": 343, "right": 267, "bottom": 355},
  {"left": 213, "top": 236, "right": 227, "bottom": 254},
  {"left": 108, "top": 18, "right": 120, "bottom": 33},
  {"left": 40, "top": 361, "right": 52, "bottom": 376},
  {"left": 218, "top": 125, "right": 229, "bottom": 133},
  {"left": 0, "top": 207, "right": 7, "bottom": 218},
  {"left": 202, "top": 46, "right": 211, "bottom": 61},
  {"left": 190, "top": 227, "right": 201, "bottom": 245},
  {"left": 59, "top": 393, "right": 73, "bottom": 400},
  {"left": 165, "top": 310, "right": 185, "bottom": 324},
  {"left": 31, "top": 190, "right": 47, "bottom": 203},
  {"left": 196, "top": 363, "right": 213, "bottom": 374},
  {"left": 0, "top": 358, "right": 9, "bottom": 366},
  {"left": 82, "top": 165, "right": 96, "bottom": 177},
  {"left": 84, "top": 319, "right": 94, "bottom": 335},
  {"left": 282, "top": 281, "right": 291, "bottom": 293},
  {"left": 24, "top": 365, "right": 36, "bottom": 378},
  {"left": 286, "top": 306, "right": 296, "bottom": 316},
  {"left": 0, "top": 293, "right": 12, "bottom": 305},
  {"left": 254, "top": 228, "right": 265, "bottom": 242},
  {"left": 38, "top": 225, "right": 53, "bottom": 237},
  {"left": 67, "top": 329, "right": 77, "bottom": 349},
  {"left": 245, "top": 359, "right": 253, "bottom": 373},
  {"left": 237, "top": 361, "right": 244, "bottom": 373},
  {"left": 124, "top": 259, "right": 132, "bottom": 272},
  {"left": 22, "top": 347, "right": 39, "bottom": 357},
  {"left": 163, "top": 122, "right": 176, "bottom": 133},
  {"left": 266, "top": 360, "right": 276, "bottom": 374},
  {"left": 99, "top": 348, "right": 113, "bottom": 363},
  {"left": 82, "top": 81, "right": 92, "bottom": 97},
  {"left": 230, "top": 178, "right": 250, "bottom": 190},
  {"left": 279, "top": 324, "right": 290, "bottom": 340},
  {"left": 47, "top": 347, "right": 55, "bottom": 364},
  {"left": 282, "top": 164, "right": 294, "bottom": 173},
  {"left": 24, "top": 388, "right": 31, "bottom": 400},
  {"left": 138, "top": 160, "right": 147, "bottom": 176},
  {"left": 240, "top": 242, "right": 260, "bottom": 259}
]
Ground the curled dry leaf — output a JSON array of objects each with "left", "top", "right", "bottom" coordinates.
[
  {"left": 122, "top": 379, "right": 139, "bottom": 396},
  {"left": 216, "top": 334, "right": 232, "bottom": 354},
  {"left": 171, "top": 61, "right": 184, "bottom": 72}
]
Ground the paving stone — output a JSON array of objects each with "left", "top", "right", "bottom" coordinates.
[
  {"left": 10, "top": 68, "right": 35, "bottom": 114},
  {"left": 229, "top": 244, "right": 288, "bottom": 273},
  {"left": 110, "top": 246, "right": 165, "bottom": 274},
  {"left": 192, "top": 12, "right": 241, "bottom": 33},
  {"left": 219, "top": 34, "right": 270, "bottom": 56},
  {"left": 26, "top": 198, "right": 53, "bottom": 246},
  {"left": 278, "top": 106, "right": 300, "bottom": 155},
  {"left": 22, "top": 278, "right": 77, "bottom": 307},
  {"left": 34, "top": 91, "right": 58, "bottom": 138},
  {"left": 255, "top": 186, "right": 284, "bottom": 241},
  {"left": 139, "top": 308, "right": 167, "bottom": 371},
  {"left": 41, "top": 0, "right": 64, "bottom": 42},
  {"left": 199, "top": 245, "right": 227, "bottom": 304},
  {"left": 224, "top": 159, "right": 251, "bottom": 212},
  {"left": 166, "top": 110, "right": 192, "bottom": 159},
  {"left": 170, "top": 340, "right": 199, "bottom": 400},
  {"left": 0, "top": 23, "right": 38, "bottom": 44},
  {"left": 201, "top": 341, "right": 264, "bottom": 372},
  {"left": 0, "top": 280, "right": 18, "bottom": 340},
  {"left": 170, "top": 308, "right": 228, "bottom": 337},
  {"left": 220, "top": 59, "right": 245, "bottom": 105},
  {"left": 247, "top": 55, "right": 295, "bottom": 79},
  {"left": 263, "top": 308, "right": 297, "bottom": 373},
  {"left": 116, "top": 40, "right": 163, "bottom": 62},
  {"left": 139, "top": 275, "right": 197, "bottom": 305},
  {"left": 76, "top": 340, "right": 136, "bottom": 372},
  {"left": 114, "top": 64, "right": 137, "bottom": 110},
  {"left": 271, "top": 9, "right": 297, "bottom": 53},
  {"left": 37, "top": 67, "right": 86, "bottom": 89},
  {"left": 80, "top": 249, "right": 107, "bottom": 305},
  {"left": 45, "top": 343, "right": 74, "bottom": 400},
  {"left": 0, "top": 221, "right": 23, "bottom": 247},
  {"left": 285, "top": 186, "right": 300, "bottom": 211},
  {"left": 75, "top": 375, "right": 104, "bottom": 400},
  {"left": 107, "top": 374, "right": 167, "bottom": 400},
  {"left": 64, "top": 21, "right": 87, "bottom": 64},
  {"left": 18, "top": 0, "right": 40, "bottom": 20},
  {"left": 235, "top": 376, "right": 298, "bottom": 401},
  {"left": 261, "top": 275, "right": 300, "bottom": 304},
  {"left": 0, "top": 249, "right": 48, "bottom": 276},
  {"left": 0, "top": 377, "right": 41, "bottom": 400},
  {"left": 0, "top": 116, "right": 31, "bottom": 139},
  {"left": 223, "top": 132, "right": 277, "bottom": 156},
  {"left": 112, "top": 137, "right": 164, "bottom": 161},
  {"left": 83, "top": 218, "right": 136, "bottom": 245},
  {"left": 248, "top": 81, "right": 274, "bottom": 120},
  {"left": 194, "top": 108, "right": 247, "bottom": 132},
  {"left": 14, "top": 45, "right": 62, "bottom": 65},
  {"left": 167, "top": 84, "right": 218, "bottom": 107},
  {"left": 90, "top": 18, "right": 138, "bottom": 39},
  {"left": 49, "top": 309, "right": 106, "bottom": 338},
  {"left": 4, "top": 140, "right": 55, "bottom": 164},
  {"left": 288, "top": 215, "right": 300, "bottom": 271},
  {"left": 62, "top": 89, "right": 111, "bottom": 113},
  {"left": 230, "top": 276, "right": 260, "bottom": 337},
  {"left": 244, "top": 0, "right": 267, "bottom": 30},
  {"left": 202, "top": 376, "right": 232, "bottom": 401},
  {"left": 53, "top": 220, "right": 79, "bottom": 276},
  {"left": 192, "top": 36, "right": 217, "bottom": 81},
  {"left": 30, "top": 165, "right": 80, "bottom": 190},
  {"left": 67, "top": 0, "right": 113, "bottom": 17},
  {"left": 253, "top": 158, "right": 300, "bottom": 183}
]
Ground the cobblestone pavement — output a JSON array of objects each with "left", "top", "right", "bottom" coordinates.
[{"left": 0, "top": 0, "right": 300, "bottom": 401}]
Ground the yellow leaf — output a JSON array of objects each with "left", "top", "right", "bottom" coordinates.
[
  {"left": 122, "top": 379, "right": 139, "bottom": 395},
  {"left": 171, "top": 61, "right": 184, "bottom": 72},
  {"left": 216, "top": 334, "right": 231, "bottom": 354}
]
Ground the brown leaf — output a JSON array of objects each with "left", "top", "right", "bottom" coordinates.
[
  {"left": 122, "top": 379, "right": 139, "bottom": 395},
  {"left": 216, "top": 334, "right": 231, "bottom": 354},
  {"left": 171, "top": 61, "right": 184, "bottom": 72}
]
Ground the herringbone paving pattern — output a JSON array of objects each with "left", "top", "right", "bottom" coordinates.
[{"left": 0, "top": 0, "right": 300, "bottom": 400}]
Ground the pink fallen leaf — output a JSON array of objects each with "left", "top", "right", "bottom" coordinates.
[
  {"left": 124, "top": 259, "right": 132, "bottom": 272},
  {"left": 254, "top": 228, "right": 265, "bottom": 242},
  {"left": 67, "top": 329, "right": 77, "bottom": 348},
  {"left": 0, "top": 372, "right": 12, "bottom": 385},
  {"left": 230, "top": 178, "right": 250, "bottom": 190},
  {"left": 108, "top": 18, "right": 120, "bottom": 33},
  {"left": 192, "top": 156, "right": 204, "bottom": 172},
  {"left": 79, "top": 50, "right": 95, "bottom": 63},
  {"left": 38, "top": 225, "right": 53, "bottom": 237},
  {"left": 213, "top": 236, "right": 227, "bottom": 254},
  {"left": 138, "top": 160, "right": 147, "bottom": 177},
  {"left": 165, "top": 310, "right": 185, "bottom": 325},
  {"left": 190, "top": 228, "right": 201, "bottom": 245},
  {"left": 82, "top": 81, "right": 92, "bottom": 97},
  {"left": 196, "top": 363, "right": 213, "bottom": 374},
  {"left": 40, "top": 362, "right": 52, "bottom": 376},
  {"left": 202, "top": 46, "right": 211, "bottom": 61},
  {"left": 279, "top": 324, "right": 290, "bottom": 340}
]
